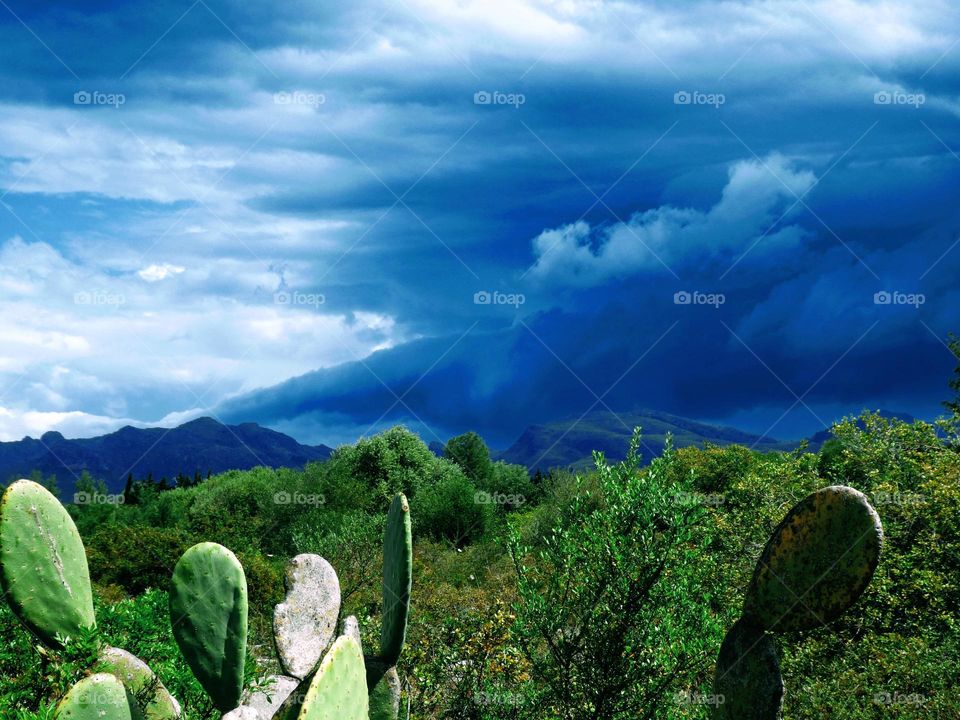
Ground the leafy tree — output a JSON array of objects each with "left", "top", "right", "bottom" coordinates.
[
  {"left": 509, "top": 432, "right": 721, "bottom": 720},
  {"left": 444, "top": 431, "right": 493, "bottom": 483},
  {"left": 415, "top": 464, "right": 489, "bottom": 546}
]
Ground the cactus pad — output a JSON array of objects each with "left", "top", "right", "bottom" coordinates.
[
  {"left": 170, "top": 542, "right": 248, "bottom": 711},
  {"left": 274, "top": 553, "right": 341, "bottom": 679},
  {"left": 99, "top": 646, "right": 181, "bottom": 720},
  {"left": 380, "top": 494, "right": 412, "bottom": 664},
  {"left": 711, "top": 619, "right": 783, "bottom": 720},
  {"left": 0, "top": 479, "right": 96, "bottom": 648},
  {"left": 55, "top": 673, "right": 141, "bottom": 720},
  {"left": 298, "top": 635, "right": 368, "bottom": 720},
  {"left": 369, "top": 666, "right": 401, "bottom": 720},
  {"left": 744, "top": 485, "right": 883, "bottom": 632}
]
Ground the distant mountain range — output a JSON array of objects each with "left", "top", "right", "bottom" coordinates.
[
  {"left": 0, "top": 417, "right": 332, "bottom": 498},
  {"left": 0, "top": 409, "right": 919, "bottom": 500},
  {"left": 493, "top": 409, "right": 799, "bottom": 471}
]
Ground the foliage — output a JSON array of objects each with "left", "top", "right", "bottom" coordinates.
[{"left": 509, "top": 433, "right": 725, "bottom": 719}]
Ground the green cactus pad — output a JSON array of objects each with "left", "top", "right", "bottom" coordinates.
[
  {"left": 298, "top": 635, "right": 368, "bottom": 720},
  {"left": 169, "top": 542, "right": 248, "bottom": 711},
  {"left": 380, "top": 494, "right": 412, "bottom": 665},
  {"left": 99, "top": 646, "right": 181, "bottom": 720},
  {"left": 55, "top": 673, "right": 142, "bottom": 720},
  {"left": 744, "top": 485, "right": 883, "bottom": 632},
  {"left": 0, "top": 479, "right": 96, "bottom": 648},
  {"left": 711, "top": 619, "right": 783, "bottom": 720},
  {"left": 369, "top": 666, "right": 401, "bottom": 720}
]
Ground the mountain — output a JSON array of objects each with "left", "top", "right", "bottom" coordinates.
[
  {"left": 0, "top": 417, "right": 333, "bottom": 499},
  {"left": 495, "top": 409, "right": 801, "bottom": 472}
]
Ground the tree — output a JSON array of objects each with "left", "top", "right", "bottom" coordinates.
[
  {"left": 444, "top": 431, "right": 492, "bottom": 483},
  {"left": 945, "top": 334, "right": 960, "bottom": 417},
  {"left": 509, "top": 432, "right": 721, "bottom": 720}
]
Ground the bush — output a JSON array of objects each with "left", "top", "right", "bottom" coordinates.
[{"left": 416, "top": 465, "right": 490, "bottom": 546}]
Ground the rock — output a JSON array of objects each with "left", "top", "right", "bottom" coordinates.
[
  {"left": 340, "top": 615, "right": 362, "bottom": 649},
  {"left": 242, "top": 675, "right": 299, "bottom": 720},
  {"left": 273, "top": 554, "right": 342, "bottom": 679},
  {"left": 221, "top": 706, "right": 259, "bottom": 720}
]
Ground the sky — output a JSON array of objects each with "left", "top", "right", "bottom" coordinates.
[{"left": 0, "top": 0, "right": 958, "bottom": 449}]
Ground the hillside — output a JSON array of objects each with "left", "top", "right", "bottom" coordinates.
[
  {"left": 495, "top": 409, "right": 800, "bottom": 471},
  {"left": 0, "top": 417, "right": 333, "bottom": 498}
]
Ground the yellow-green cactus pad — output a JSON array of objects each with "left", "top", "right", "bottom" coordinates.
[
  {"left": 711, "top": 619, "right": 783, "bottom": 720},
  {"left": 298, "top": 635, "right": 368, "bottom": 720},
  {"left": 170, "top": 542, "right": 248, "bottom": 712},
  {"left": 744, "top": 485, "right": 883, "bottom": 632},
  {"left": 55, "top": 673, "right": 141, "bottom": 720},
  {"left": 0, "top": 479, "right": 96, "bottom": 648}
]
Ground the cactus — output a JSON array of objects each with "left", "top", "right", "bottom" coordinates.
[
  {"left": 712, "top": 619, "right": 783, "bottom": 720},
  {"left": 170, "top": 542, "right": 248, "bottom": 712},
  {"left": 743, "top": 485, "right": 883, "bottom": 632},
  {"left": 99, "top": 646, "right": 181, "bottom": 720},
  {"left": 712, "top": 485, "right": 883, "bottom": 719},
  {"left": 378, "top": 494, "right": 412, "bottom": 667},
  {"left": 0, "top": 479, "right": 96, "bottom": 648},
  {"left": 297, "top": 635, "right": 368, "bottom": 720},
  {"left": 368, "top": 667, "right": 401, "bottom": 720},
  {"left": 55, "top": 673, "right": 141, "bottom": 720},
  {"left": 274, "top": 554, "right": 341, "bottom": 679}
]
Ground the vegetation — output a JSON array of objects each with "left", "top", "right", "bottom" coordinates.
[{"left": 1, "top": 409, "right": 959, "bottom": 718}]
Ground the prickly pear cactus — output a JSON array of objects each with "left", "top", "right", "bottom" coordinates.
[
  {"left": 55, "top": 673, "right": 141, "bottom": 720},
  {"left": 169, "top": 542, "right": 248, "bottom": 712},
  {"left": 0, "top": 479, "right": 96, "bottom": 648},
  {"left": 744, "top": 485, "right": 883, "bottom": 632},
  {"left": 369, "top": 666, "right": 401, "bottom": 720},
  {"left": 711, "top": 619, "right": 784, "bottom": 720},
  {"left": 379, "top": 494, "right": 412, "bottom": 665},
  {"left": 99, "top": 646, "right": 181, "bottom": 720},
  {"left": 274, "top": 553, "right": 341, "bottom": 679},
  {"left": 298, "top": 635, "right": 368, "bottom": 720}
]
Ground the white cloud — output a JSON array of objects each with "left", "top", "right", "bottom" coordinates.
[
  {"left": 527, "top": 154, "right": 816, "bottom": 286},
  {"left": 138, "top": 263, "right": 185, "bottom": 282}
]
